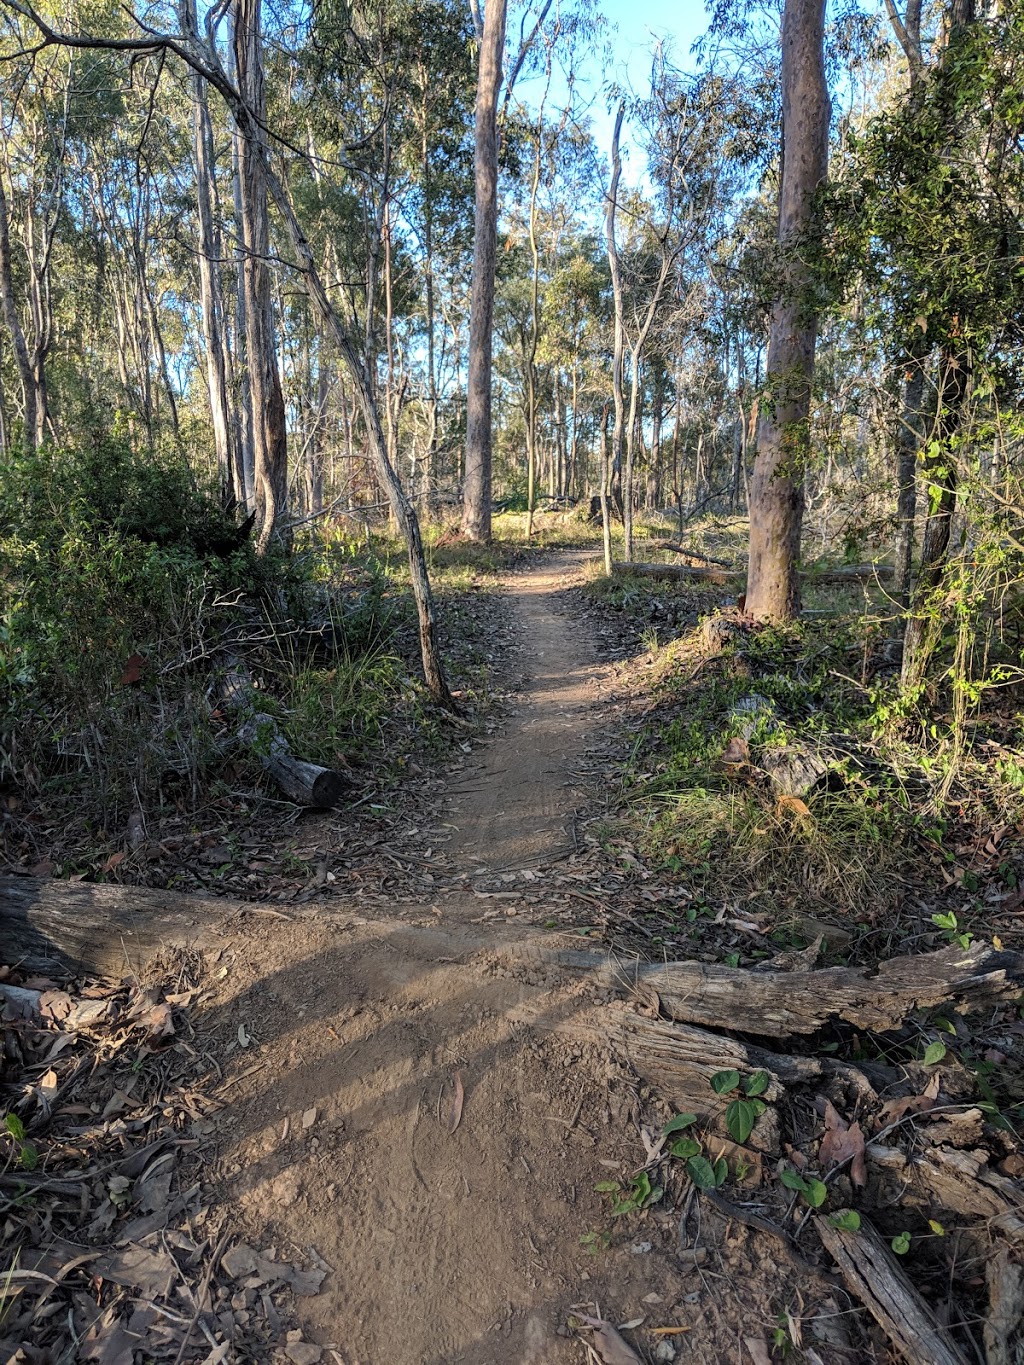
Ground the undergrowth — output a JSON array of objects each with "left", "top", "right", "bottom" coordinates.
[
  {"left": 596, "top": 586, "right": 1024, "bottom": 931},
  {"left": 0, "top": 437, "right": 445, "bottom": 843}
]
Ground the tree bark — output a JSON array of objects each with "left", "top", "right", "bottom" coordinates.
[
  {"left": 0, "top": 174, "right": 38, "bottom": 452},
  {"left": 893, "top": 351, "right": 925, "bottom": 604},
  {"left": 233, "top": 0, "right": 288, "bottom": 554},
  {"left": 745, "top": 0, "right": 829, "bottom": 622},
  {"left": 500, "top": 938, "right": 1023, "bottom": 1038},
  {"left": 605, "top": 101, "right": 626, "bottom": 535},
  {"left": 462, "top": 0, "right": 507, "bottom": 543}
]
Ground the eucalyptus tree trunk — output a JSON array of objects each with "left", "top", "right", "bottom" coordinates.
[
  {"left": 0, "top": 174, "right": 38, "bottom": 452},
  {"left": 893, "top": 352, "right": 925, "bottom": 603},
  {"left": 462, "top": 0, "right": 507, "bottom": 543},
  {"left": 233, "top": 0, "right": 288, "bottom": 554},
  {"left": 525, "top": 112, "right": 543, "bottom": 538},
  {"left": 184, "top": 0, "right": 238, "bottom": 505},
  {"left": 605, "top": 100, "right": 627, "bottom": 546},
  {"left": 745, "top": 0, "right": 829, "bottom": 622}
]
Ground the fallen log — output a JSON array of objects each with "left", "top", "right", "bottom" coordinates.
[
  {"left": 815, "top": 1213, "right": 972, "bottom": 1365},
  {"left": 237, "top": 712, "right": 349, "bottom": 808},
  {"left": 501, "top": 940, "right": 1024, "bottom": 1038},
  {"left": 655, "top": 541, "right": 733, "bottom": 568},
  {"left": 0, "top": 876, "right": 246, "bottom": 977},
  {"left": 223, "top": 664, "right": 349, "bottom": 809}
]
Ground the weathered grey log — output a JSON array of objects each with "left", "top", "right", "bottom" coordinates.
[
  {"left": 500, "top": 940, "right": 1024, "bottom": 1037},
  {"left": 655, "top": 541, "right": 733, "bottom": 568},
  {"left": 985, "top": 1248, "right": 1024, "bottom": 1365},
  {"left": 222, "top": 660, "right": 349, "bottom": 808},
  {"left": 0, "top": 876, "right": 244, "bottom": 976},
  {"left": 615, "top": 561, "right": 736, "bottom": 585},
  {"left": 815, "top": 1213, "right": 972, "bottom": 1365},
  {"left": 868, "top": 1141, "right": 1024, "bottom": 1246},
  {"left": 237, "top": 712, "right": 348, "bottom": 808}
]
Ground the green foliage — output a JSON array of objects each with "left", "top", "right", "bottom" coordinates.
[{"left": 3, "top": 1114, "right": 38, "bottom": 1171}]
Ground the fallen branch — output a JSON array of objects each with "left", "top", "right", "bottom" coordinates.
[
  {"left": 868, "top": 1141, "right": 1024, "bottom": 1246},
  {"left": 815, "top": 1213, "right": 972, "bottom": 1365},
  {"left": 613, "top": 561, "right": 895, "bottom": 588},
  {"left": 500, "top": 940, "right": 1024, "bottom": 1038},
  {"left": 655, "top": 541, "right": 733, "bottom": 568}
]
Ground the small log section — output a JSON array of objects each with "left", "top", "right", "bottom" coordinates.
[
  {"left": 0, "top": 876, "right": 245, "bottom": 977},
  {"left": 224, "top": 664, "right": 349, "bottom": 809},
  {"left": 815, "top": 1214, "right": 972, "bottom": 1365},
  {"left": 237, "top": 712, "right": 348, "bottom": 808},
  {"left": 502, "top": 940, "right": 1024, "bottom": 1037}
]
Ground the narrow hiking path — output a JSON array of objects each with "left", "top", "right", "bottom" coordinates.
[
  {"left": 444, "top": 551, "right": 604, "bottom": 880},
  {"left": 190, "top": 552, "right": 796, "bottom": 1365}
]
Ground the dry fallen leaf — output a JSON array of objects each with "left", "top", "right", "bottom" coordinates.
[
  {"left": 776, "top": 794, "right": 812, "bottom": 819},
  {"left": 818, "top": 1099, "right": 867, "bottom": 1187},
  {"left": 579, "top": 1316, "right": 643, "bottom": 1365},
  {"left": 877, "top": 1071, "right": 940, "bottom": 1126},
  {"left": 446, "top": 1069, "right": 465, "bottom": 1135},
  {"left": 744, "top": 1339, "right": 773, "bottom": 1365}
]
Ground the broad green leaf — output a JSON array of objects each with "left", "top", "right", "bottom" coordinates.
[
  {"left": 4, "top": 1114, "right": 25, "bottom": 1141},
  {"left": 713, "top": 1157, "right": 728, "bottom": 1188},
  {"left": 663, "top": 1113, "right": 699, "bottom": 1136},
  {"left": 830, "top": 1210, "right": 861, "bottom": 1232},
  {"left": 780, "top": 1169, "right": 808, "bottom": 1193},
  {"left": 804, "top": 1177, "right": 827, "bottom": 1208},
  {"left": 743, "top": 1071, "right": 770, "bottom": 1098},
  {"left": 725, "top": 1098, "right": 759, "bottom": 1145},
  {"left": 891, "top": 1231, "right": 912, "bottom": 1254},
  {"left": 710, "top": 1069, "right": 740, "bottom": 1095},
  {"left": 923, "top": 1039, "right": 947, "bottom": 1065},
  {"left": 670, "top": 1137, "right": 702, "bottom": 1160},
  {"left": 685, "top": 1156, "right": 718, "bottom": 1190},
  {"left": 928, "top": 1219, "right": 946, "bottom": 1236},
  {"left": 594, "top": 1181, "right": 620, "bottom": 1193},
  {"left": 19, "top": 1142, "right": 38, "bottom": 1172}
]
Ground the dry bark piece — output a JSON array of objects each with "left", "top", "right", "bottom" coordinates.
[
  {"left": 579, "top": 1315, "right": 643, "bottom": 1365},
  {"left": 868, "top": 1142, "right": 1024, "bottom": 1245},
  {"left": 985, "top": 1247, "right": 1024, "bottom": 1365},
  {"left": 815, "top": 1212, "right": 972, "bottom": 1365}
]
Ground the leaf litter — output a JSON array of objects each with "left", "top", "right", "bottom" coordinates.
[{"left": 0, "top": 952, "right": 324, "bottom": 1362}]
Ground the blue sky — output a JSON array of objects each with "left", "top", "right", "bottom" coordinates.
[{"left": 514, "top": 0, "right": 714, "bottom": 187}]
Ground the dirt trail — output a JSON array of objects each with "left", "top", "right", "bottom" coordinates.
[
  {"left": 444, "top": 553, "right": 603, "bottom": 877},
  {"left": 201, "top": 555, "right": 756, "bottom": 1364}
]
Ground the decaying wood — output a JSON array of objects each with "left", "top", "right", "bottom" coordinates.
[
  {"left": 223, "top": 665, "right": 349, "bottom": 808},
  {"left": 0, "top": 876, "right": 244, "bottom": 976},
  {"left": 615, "top": 561, "right": 736, "bottom": 585},
  {"left": 868, "top": 1141, "right": 1024, "bottom": 1246},
  {"left": 655, "top": 541, "right": 733, "bottom": 567},
  {"left": 501, "top": 939, "right": 1024, "bottom": 1037},
  {"left": 525, "top": 1001, "right": 834, "bottom": 1149},
  {"left": 815, "top": 1213, "right": 972, "bottom": 1365},
  {"left": 237, "top": 711, "right": 348, "bottom": 808},
  {"left": 985, "top": 1247, "right": 1024, "bottom": 1365}
]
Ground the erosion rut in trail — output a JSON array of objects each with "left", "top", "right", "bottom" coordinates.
[{"left": 201, "top": 554, "right": 790, "bottom": 1364}]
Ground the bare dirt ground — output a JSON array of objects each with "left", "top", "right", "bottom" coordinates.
[{"left": 192, "top": 554, "right": 837, "bottom": 1365}]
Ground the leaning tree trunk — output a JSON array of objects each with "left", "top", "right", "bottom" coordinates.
[
  {"left": 234, "top": 0, "right": 288, "bottom": 554},
  {"left": 462, "top": 0, "right": 507, "bottom": 544},
  {"left": 745, "top": 0, "right": 829, "bottom": 622}
]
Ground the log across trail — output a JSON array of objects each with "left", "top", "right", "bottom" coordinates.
[{"left": 4, "top": 552, "right": 1019, "bottom": 1365}]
